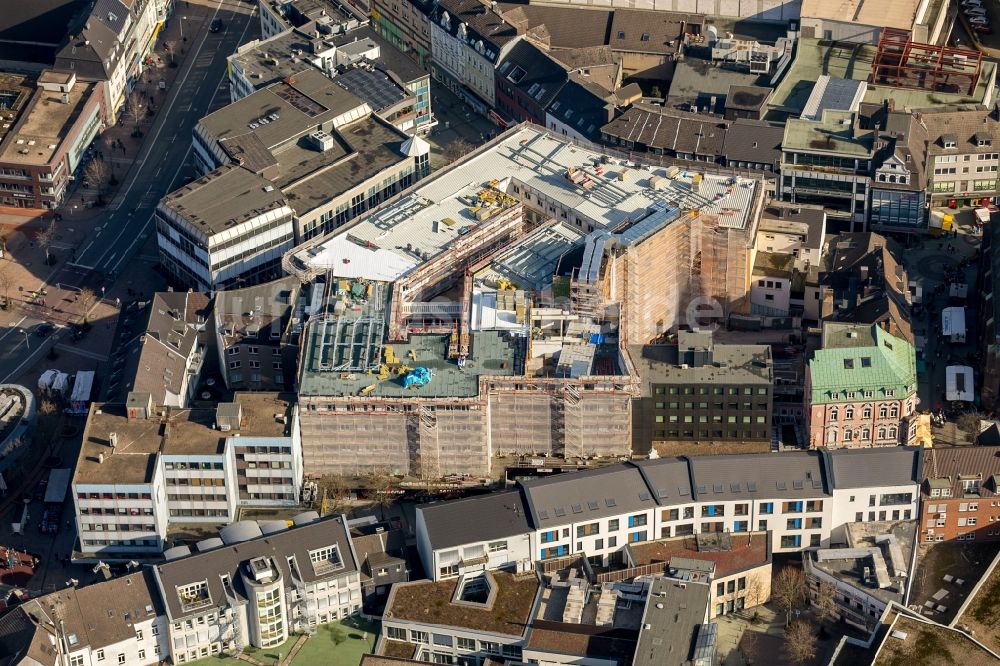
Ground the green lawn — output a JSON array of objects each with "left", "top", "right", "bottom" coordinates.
[{"left": 190, "top": 617, "right": 379, "bottom": 666}]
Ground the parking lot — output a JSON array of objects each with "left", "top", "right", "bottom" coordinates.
[{"left": 958, "top": 0, "right": 1000, "bottom": 50}]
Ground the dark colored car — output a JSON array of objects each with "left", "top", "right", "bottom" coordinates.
[
  {"left": 35, "top": 322, "right": 55, "bottom": 337},
  {"left": 210, "top": 18, "right": 224, "bottom": 32}
]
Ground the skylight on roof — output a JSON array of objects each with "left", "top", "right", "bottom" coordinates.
[
  {"left": 554, "top": 506, "right": 566, "bottom": 517},
  {"left": 656, "top": 489, "right": 668, "bottom": 498},
  {"left": 605, "top": 497, "right": 617, "bottom": 507},
  {"left": 538, "top": 509, "right": 549, "bottom": 520},
  {"left": 587, "top": 500, "right": 599, "bottom": 510},
  {"left": 508, "top": 65, "right": 527, "bottom": 83},
  {"left": 571, "top": 504, "right": 583, "bottom": 514},
  {"left": 639, "top": 491, "right": 651, "bottom": 501}
]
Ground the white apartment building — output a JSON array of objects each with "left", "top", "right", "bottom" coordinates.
[
  {"left": 0, "top": 572, "right": 170, "bottom": 666},
  {"left": 54, "top": 0, "right": 160, "bottom": 123},
  {"left": 415, "top": 448, "right": 922, "bottom": 581},
  {"left": 428, "top": 0, "right": 520, "bottom": 116},
  {"left": 72, "top": 393, "right": 302, "bottom": 559},
  {"left": 152, "top": 514, "right": 362, "bottom": 663}
]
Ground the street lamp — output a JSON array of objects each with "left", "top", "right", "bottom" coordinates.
[
  {"left": 18, "top": 328, "right": 28, "bottom": 350},
  {"left": 180, "top": 16, "right": 187, "bottom": 41}
]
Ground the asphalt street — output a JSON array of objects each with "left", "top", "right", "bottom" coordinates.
[
  {"left": 0, "top": 1, "right": 254, "bottom": 382},
  {"left": 74, "top": 2, "right": 255, "bottom": 275}
]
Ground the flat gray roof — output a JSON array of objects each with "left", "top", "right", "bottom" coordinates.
[
  {"left": 281, "top": 115, "right": 412, "bottom": 215},
  {"left": 634, "top": 578, "right": 712, "bottom": 666},
  {"left": 158, "top": 164, "right": 290, "bottom": 237},
  {"left": 630, "top": 342, "right": 773, "bottom": 387},
  {"left": 197, "top": 69, "right": 368, "bottom": 151}
]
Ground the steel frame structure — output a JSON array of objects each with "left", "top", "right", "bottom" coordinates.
[{"left": 870, "top": 28, "right": 982, "bottom": 96}]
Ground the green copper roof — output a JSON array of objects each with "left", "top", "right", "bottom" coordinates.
[{"left": 809, "top": 324, "right": 916, "bottom": 405}]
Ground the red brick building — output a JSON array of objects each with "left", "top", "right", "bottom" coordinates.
[{"left": 920, "top": 446, "right": 1000, "bottom": 543}]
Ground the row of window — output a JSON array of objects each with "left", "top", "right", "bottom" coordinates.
[
  {"left": 80, "top": 507, "right": 154, "bottom": 516},
  {"left": 81, "top": 523, "right": 156, "bottom": 532},
  {"left": 827, "top": 426, "right": 899, "bottom": 444},
  {"left": 654, "top": 386, "right": 769, "bottom": 396},
  {"left": 828, "top": 404, "right": 908, "bottom": 420},
  {"left": 655, "top": 430, "right": 768, "bottom": 440},
  {"left": 78, "top": 492, "right": 152, "bottom": 500}
]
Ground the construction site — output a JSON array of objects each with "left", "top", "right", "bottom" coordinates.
[{"left": 287, "top": 125, "right": 765, "bottom": 479}]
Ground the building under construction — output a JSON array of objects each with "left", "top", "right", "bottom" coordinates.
[{"left": 287, "top": 126, "right": 765, "bottom": 479}]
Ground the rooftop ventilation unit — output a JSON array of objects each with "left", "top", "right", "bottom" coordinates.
[{"left": 306, "top": 130, "right": 335, "bottom": 152}]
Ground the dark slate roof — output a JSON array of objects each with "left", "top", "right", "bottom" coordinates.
[
  {"left": 608, "top": 9, "right": 689, "bottom": 55},
  {"left": 546, "top": 78, "right": 610, "bottom": 141},
  {"left": 686, "top": 451, "right": 829, "bottom": 501},
  {"left": 823, "top": 447, "right": 923, "bottom": 489},
  {"left": 418, "top": 489, "right": 532, "bottom": 549},
  {"left": 601, "top": 105, "right": 728, "bottom": 159},
  {"left": 721, "top": 119, "right": 783, "bottom": 167},
  {"left": 497, "top": 40, "right": 568, "bottom": 109},
  {"left": 498, "top": 3, "right": 611, "bottom": 48},
  {"left": 632, "top": 458, "right": 694, "bottom": 504},
  {"left": 520, "top": 465, "right": 657, "bottom": 527},
  {"left": 431, "top": 0, "right": 519, "bottom": 64},
  {"left": 153, "top": 515, "right": 358, "bottom": 620},
  {"left": 91, "top": 0, "right": 130, "bottom": 35}
]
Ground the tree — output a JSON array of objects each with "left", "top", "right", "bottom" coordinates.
[
  {"left": 125, "top": 93, "right": 144, "bottom": 137},
  {"left": 36, "top": 222, "right": 56, "bottom": 266},
  {"left": 84, "top": 159, "right": 109, "bottom": 205},
  {"left": 164, "top": 40, "right": 177, "bottom": 67},
  {"left": 443, "top": 138, "right": 474, "bottom": 163},
  {"left": 369, "top": 467, "right": 396, "bottom": 522},
  {"left": 772, "top": 566, "right": 807, "bottom": 626},
  {"left": 78, "top": 287, "right": 96, "bottom": 325},
  {"left": 743, "top": 571, "right": 769, "bottom": 621},
  {"left": 957, "top": 410, "right": 987, "bottom": 440},
  {"left": 811, "top": 580, "right": 840, "bottom": 628},
  {"left": 784, "top": 620, "right": 817, "bottom": 665},
  {"left": 0, "top": 265, "right": 13, "bottom": 309},
  {"left": 103, "top": 134, "right": 118, "bottom": 185},
  {"left": 739, "top": 628, "right": 760, "bottom": 666}
]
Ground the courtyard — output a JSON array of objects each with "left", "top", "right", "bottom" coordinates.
[{"left": 189, "top": 617, "right": 378, "bottom": 666}]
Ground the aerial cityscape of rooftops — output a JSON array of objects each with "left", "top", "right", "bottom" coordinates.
[{"left": 6, "top": 0, "right": 1000, "bottom": 663}]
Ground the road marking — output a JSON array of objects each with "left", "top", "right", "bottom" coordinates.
[
  {"left": 55, "top": 344, "right": 109, "bottom": 362},
  {"left": 153, "top": 166, "right": 161, "bottom": 177},
  {"left": 106, "top": 8, "right": 255, "bottom": 277},
  {"left": 86, "top": 0, "right": 235, "bottom": 269}
]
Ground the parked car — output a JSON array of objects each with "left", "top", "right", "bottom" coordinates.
[
  {"left": 35, "top": 322, "right": 55, "bottom": 337},
  {"left": 969, "top": 16, "right": 990, "bottom": 24},
  {"left": 975, "top": 24, "right": 994, "bottom": 33},
  {"left": 210, "top": 18, "right": 224, "bottom": 32}
]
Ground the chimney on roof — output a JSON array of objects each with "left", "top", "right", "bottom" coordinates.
[{"left": 109, "top": 432, "right": 118, "bottom": 449}]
